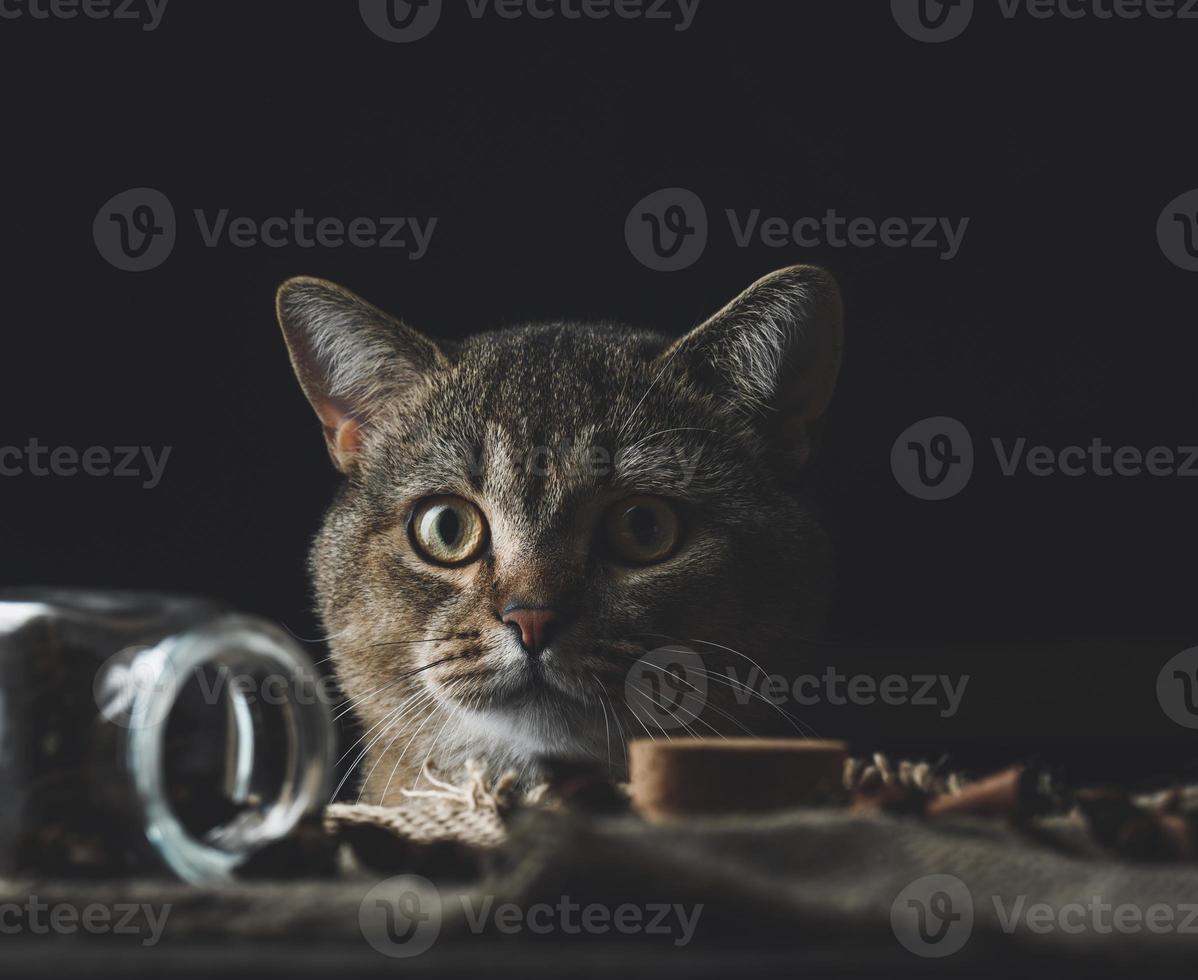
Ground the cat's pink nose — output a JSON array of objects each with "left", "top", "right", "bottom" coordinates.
[{"left": 501, "top": 606, "right": 560, "bottom": 656}]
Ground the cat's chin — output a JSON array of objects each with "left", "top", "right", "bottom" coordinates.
[
  {"left": 437, "top": 671, "right": 611, "bottom": 769},
  {"left": 450, "top": 653, "right": 589, "bottom": 711}
]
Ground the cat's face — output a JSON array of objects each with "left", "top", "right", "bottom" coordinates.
[{"left": 277, "top": 267, "right": 842, "bottom": 798}]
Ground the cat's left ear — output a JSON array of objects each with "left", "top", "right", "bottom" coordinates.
[
  {"left": 661, "top": 265, "right": 844, "bottom": 467},
  {"left": 275, "top": 277, "right": 448, "bottom": 472}
]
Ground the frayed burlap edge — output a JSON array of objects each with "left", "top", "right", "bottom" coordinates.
[{"left": 325, "top": 760, "right": 544, "bottom": 849}]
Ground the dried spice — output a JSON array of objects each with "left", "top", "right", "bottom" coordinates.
[{"left": 0, "top": 590, "right": 334, "bottom": 882}]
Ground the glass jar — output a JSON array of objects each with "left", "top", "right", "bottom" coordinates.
[{"left": 0, "top": 589, "right": 333, "bottom": 883}]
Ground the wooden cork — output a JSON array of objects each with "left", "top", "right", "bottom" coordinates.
[{"left": 629, "top": 737, "right": 849, "bottom": 820}]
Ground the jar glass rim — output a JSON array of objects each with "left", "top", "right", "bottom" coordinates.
[{"left": 124, "top": 616, "right": 332, "bottom": 883}]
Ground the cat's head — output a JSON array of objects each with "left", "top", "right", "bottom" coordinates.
[{"left": 276, "top": 267, "right": 842, "bottom": 787}]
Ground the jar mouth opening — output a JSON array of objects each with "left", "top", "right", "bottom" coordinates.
[{"left": 123, "top": 617, "right": 332, "bottom": 883}]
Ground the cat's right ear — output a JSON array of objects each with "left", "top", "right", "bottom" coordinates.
[
  {"left": 659, "top": 265, "right": 844, "bottom": 469},
  {"left": 275, "top": 277, "right": 447, "bottom": 472}
]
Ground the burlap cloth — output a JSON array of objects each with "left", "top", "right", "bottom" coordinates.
[
  {"left": 324, "top": 759, "right": 526, "bottom": 848},
  {"left": 5, "top": 755, "right": 1198, "bottom": 976}
]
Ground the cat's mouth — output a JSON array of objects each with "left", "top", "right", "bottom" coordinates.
[
  {"left": 495, "top": 656, "right": 584, "bottom": 705},
  {"left": 440, "top": 650, "right": 587, "bottom": 715}
]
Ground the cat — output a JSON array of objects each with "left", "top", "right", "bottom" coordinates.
[{"left": 275, "top": 265, "right": 843, "bottom": 804}]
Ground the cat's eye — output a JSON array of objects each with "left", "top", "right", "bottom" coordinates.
[
  {"left": 603, "top": 495, "right": 682, "bottom": 566},
  {"left": 408, "top": 496, "right": 489, "bottom": 567}
]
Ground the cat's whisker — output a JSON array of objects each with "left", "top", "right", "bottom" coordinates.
[
  {"left": 624, "top": 657, "right": 743, "bottom": 740},
  {"left": 355, "top": 715, "right": 410, "bottom": 804},
  {"left": 281, "top": 622, "right": 357, "bottom": 644},
  {"left": 685, "top": 664, "right": 817, "bottom": 738},
  {"left": 333, "top": 671, "right": 451, "bottom": 795},
  {"left": 620, "top": 426, "right": 720, "bottom": 459},
  {"left": 365, "top": 631, "right": 479, "bottom": 650},
  {"left": 351, "top": 684, "right": 443, "bottom": 802},
  {"left": 625, "top": 685, "right": 673, "bottom": 742},
  {"left": 684, "top": 637, "right": 821, "bottom": 738},
  {"left": 597, "top": 680, "right": 630, "bottom": 772},
  {"left": 371, "top": 672, "right": 477, "bottom": 805},
  {"left": 624, "top": 630, "right": 814, "bottom": 724},
  {"left": 616, "top": 336, "right": 687, "bottom": 439},
  {"left": 448, "top": 690, "right": 484, "bottom": 771},
  {"left": 331, "top": 680, "right": 395, "bottom": 719},
  {"left": 331, "top": 651, "right": 467, "bottom": 718},
  {"left": 612, "top": 664, "right": 758, "bottom": 740},
  {"left": 636, "top": 686, "right": 701, "bottom": 740},
  {"left": 696, "top": 668, "right": 806, "bottom": 733},
  {"left": 588, "top": 672, "right": 614, "bottom": 775},
  {"left": 360, "top": 696, "right": 441, "bottom": 806},
  {"left": 379, "top": 697, "right": 445, "bottom": 805},
  {"left": 335, "top": 696, "right": 408, "bottom": 769},
  {"left": 629, "top": 672, "right": 715, "bottom": 742},
  {"left": 333, "top": 661, "right": 450, "bottom": 781},
  {"left": 608, "top": 633, "right": 814, "bottom": 737},
  {"left": 408, "top": 710, "right": 460, "bottom": 793},
  {"left": 331, "top": 701, "right": 411, "bottom": 802},
  {"left": 356, "top": 678, "right": 454, "bottom": 804}
]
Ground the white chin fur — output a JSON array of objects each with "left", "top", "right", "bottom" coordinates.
[{"left": 437, "top": 688, "right": 612, "bottom": 779}]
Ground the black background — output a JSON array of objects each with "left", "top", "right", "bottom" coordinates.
[{"left": 2, "top": 1, "right": 1196, "bottom": 771}]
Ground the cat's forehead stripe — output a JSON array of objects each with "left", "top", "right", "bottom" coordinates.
[{"left": 371, "top": 321, "right": 759, "bottom": 517}]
